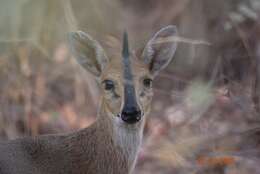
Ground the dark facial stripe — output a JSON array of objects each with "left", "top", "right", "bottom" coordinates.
[
  {"left": 122, "top": 32, "right": 139, "bottom": 111},
  {"left": 122, "top": 32, "right": 133, "bottom": 84}
]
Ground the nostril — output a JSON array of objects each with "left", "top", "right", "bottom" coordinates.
[
  {"left": 122, "top": 109, "right": 141, "bottom": 117},
  {"left": 121, "top": 108, "right": 142, "bottom": 124}
]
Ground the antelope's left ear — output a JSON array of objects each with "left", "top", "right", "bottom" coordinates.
[{"left": 141, "top": 25, "right": 178, "bottom": 76}]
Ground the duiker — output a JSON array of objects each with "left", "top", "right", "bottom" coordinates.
[{"left": 0, "top": 26, "right": 177, "bottom": 174}]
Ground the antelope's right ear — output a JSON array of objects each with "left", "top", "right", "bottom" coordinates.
[{"left": 68, "top": 31, "right": 108, "bottom": 77}]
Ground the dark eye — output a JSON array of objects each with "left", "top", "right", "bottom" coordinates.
[
  {"left": 103, "top": 80, "right": 115, "bottom": 90},
  {"left": 143, "top": 78, "right": 152, "bottom": 88}
]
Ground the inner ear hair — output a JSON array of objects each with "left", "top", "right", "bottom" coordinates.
[{"left": 68, "top": 31, "right": 108, "bottom": 77}]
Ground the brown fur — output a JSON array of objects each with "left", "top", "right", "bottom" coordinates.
[
  {"left": 0, "top": 109, "right": 129, "bottom": 174},
  {"left": 0, "top": 26, "right": 178, "bottom": 174}
]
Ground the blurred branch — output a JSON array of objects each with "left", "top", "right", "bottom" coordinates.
[
  {"left": 154, "top": 36, "right": 211, "bottom": 46},
  {"left": 254, "top": 43, "right": 260, "bottom": 113},
  {"left": 64, "top": 0, "right": 78, "bottom": 31}
]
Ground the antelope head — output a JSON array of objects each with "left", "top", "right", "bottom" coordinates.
[{"left": 68, "top": 26, "right": 178, "bottom": 128}]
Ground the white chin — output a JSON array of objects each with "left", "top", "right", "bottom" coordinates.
[{"left": 113, "top": 116, "right": 143, "bottom": 130}]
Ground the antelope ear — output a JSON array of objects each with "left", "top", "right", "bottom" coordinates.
[
  {"left": 68, "top": 31, "right": 108, "bottom": 77},
  {"left": 141, "top": 25, "right": 178, "bottom": 76}
]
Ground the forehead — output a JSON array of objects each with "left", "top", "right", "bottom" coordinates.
[{"left": 101, "top": 52, "right": 149, "bottom": 80}]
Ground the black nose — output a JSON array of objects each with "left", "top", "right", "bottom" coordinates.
[{"left": 121, "top": 107, "right": 142, "bottom": 124}]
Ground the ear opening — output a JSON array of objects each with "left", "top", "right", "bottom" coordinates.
[
  {"left": 68, "top": 31, "right": 108, "bottom": 77},
  {"left": 141, "top": 25, "right": 178, "bottom": 76}
]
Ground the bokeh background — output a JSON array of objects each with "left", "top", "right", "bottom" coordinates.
[{"left": 1, "top": 0, "right": 260, "bottom": 173}]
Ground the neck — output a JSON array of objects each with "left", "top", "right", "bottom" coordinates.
[
  {"left": 63, "top": 102, "right": 145, "bottom": 173},
  {"left": 98, "top": 101, "right": 145, "bottom": 172},
  {"left": 112, "top": 120, "right": 144, "bottom": 173}
]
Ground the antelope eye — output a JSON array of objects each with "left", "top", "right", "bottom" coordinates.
[
  {"left": 103, "top": 80, "right": 115, "bottom": 90},
  {"left": 143, "top": 78, "right": 152, "bottom": 88}
]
